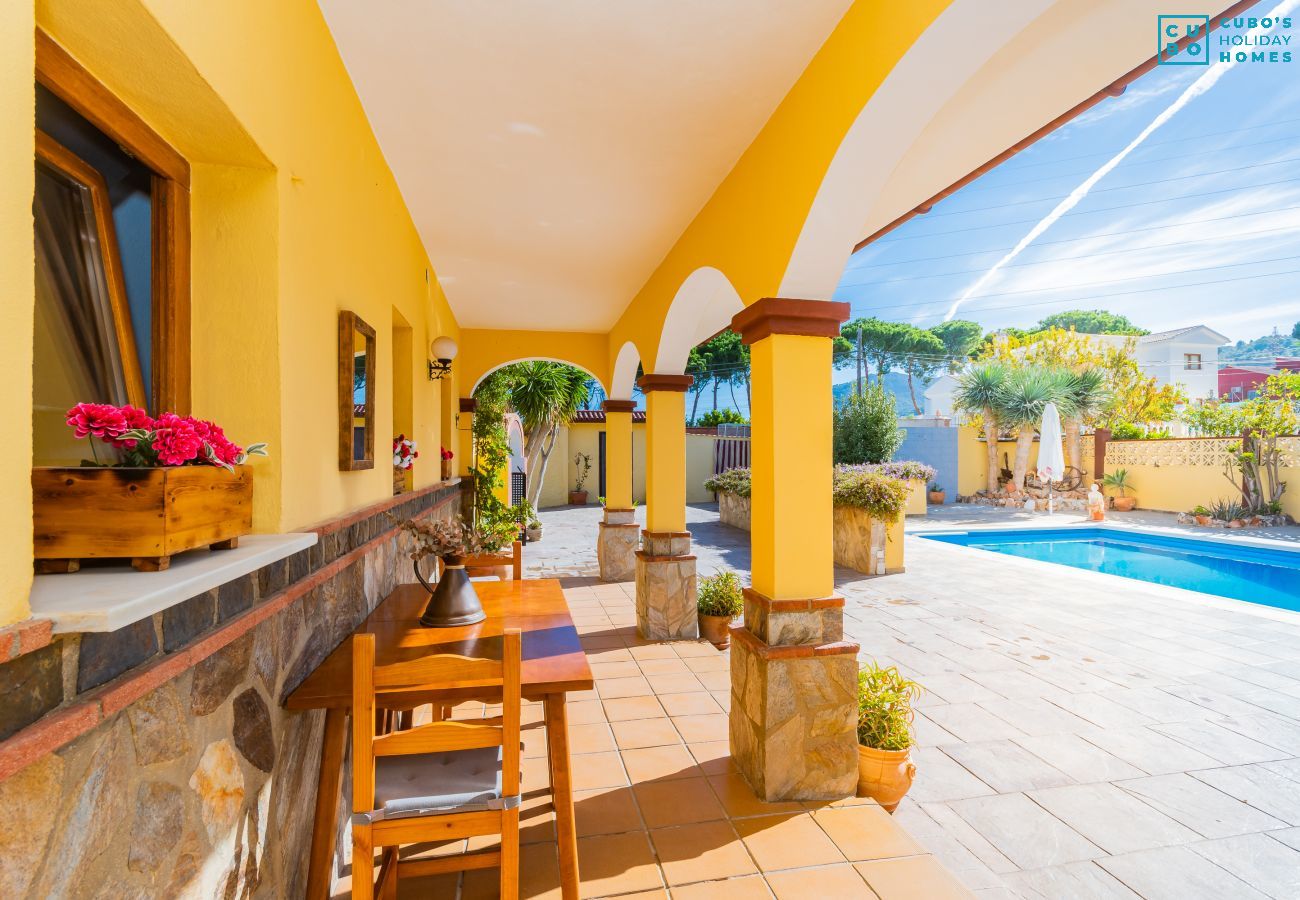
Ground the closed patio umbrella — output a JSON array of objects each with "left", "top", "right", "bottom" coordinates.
[{"left": 1037, "top": 401, "right": 1065, "bottom": 514}]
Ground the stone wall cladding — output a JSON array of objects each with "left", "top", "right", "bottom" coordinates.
[
  {"left": 0, "top": 480, "right": 463, "bottom": 898},
  {"left": 717, "top": 492, "right": 751, "bottom": 531},
  {"left": 597, "top": 523, "right": 638, "bottom": 582},
  {"left": 831, "top": 506, "right": 891, "bottom": 575}
]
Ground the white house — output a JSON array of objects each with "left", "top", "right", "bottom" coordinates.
[{"left": 922, "top": 324, "right": 1230, "bottom": 418}]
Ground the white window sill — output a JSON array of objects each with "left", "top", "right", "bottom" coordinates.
[{"left": 30, "top": 533, "right": 319, "bottom": 633}]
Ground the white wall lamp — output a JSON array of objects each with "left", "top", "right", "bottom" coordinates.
[{"left": 428, "top": 336, "right": 458, "bottom": 380}]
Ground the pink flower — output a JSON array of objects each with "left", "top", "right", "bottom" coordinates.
[
  {"left": 208, "top": 435, "right": 245, "bottom": 467},
  {"left": 151, "top": 413, "right": 204, "bottom": 466},
  {"left": 105, "top": 405, "right": 156, "bottom": 449},
  {"left": 65, "top": 403, "right": 127, "bottom": 440}
]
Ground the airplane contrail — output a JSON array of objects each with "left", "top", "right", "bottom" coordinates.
[{"left": 943, "top": 1, "right": 1300, "bottom": 322}]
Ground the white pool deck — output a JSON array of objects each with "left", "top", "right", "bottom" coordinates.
[{"left": 529, "top": 502, "right": 1300, "bottom": 899}]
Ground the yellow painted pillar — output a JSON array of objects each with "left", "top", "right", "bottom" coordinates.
[
  {"left": 635, "top": 375, "right": 695, "bottom": 638},
  {"left": 598, "top": 398, "right": 639, "bottom": 581},
  {"left": 457, "top": 398, "right": 476, "bottom": 478},
  {"left": 728, "top": 298, "right": 858, "bottom": 802}
]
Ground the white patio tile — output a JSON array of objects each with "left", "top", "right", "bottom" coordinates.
[
  {"left": 1149, "top": 720, "right": 1291, "bottom": 766},
  {"left": 1097, "top": 845, "right": 1270, "bottom": 900},
  {"left": 1188, "top": 833, "right": 1300, "bottom": 899},
  {"left": 940, "top": 741, "right": 1074, "bottom": 793},
  {"left": 1011, "top": 734, "right": 1146, "bottom": 783},
  {"left": 922, "top": 704, "right": 1029, "bottom": 743},
  {"left": 1026, "top": 783, "right": 1200, "bottom": 855},
  {"left": 947, "top": 793, "right": 1103, "bottom": 870},
  {"left": 1077, "top": 726, "right": 1219, "bottom": 776},
  {"left": 1001, "top": 861, "right": 1140, "bottom": 899},
  {"left": 1191, "top": 764, "right": 1300, "bottom": 825},
  {"left": 1115, "top": 773, "right": 1288, "bottom": 839}
]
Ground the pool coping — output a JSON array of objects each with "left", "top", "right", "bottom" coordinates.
[{"left": 908, "top": 521, "right": 1300, "bottom": 626}]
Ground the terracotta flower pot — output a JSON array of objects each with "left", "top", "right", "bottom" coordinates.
[
  {"left": 568, "top": 490, "right": 588, "bottom": 505},
  {"left": 928, "top": 491, "right": 945, "bottom": 505},
  {"left": 1194, "top": 514, "right": 1211, "bottom": 526},
  {"left": 698, "top": 614, "right": 733, "bottom": 649},
  {"left": 440, "top": 459, "right": 452, "bottom": 481},
  {"left": 1111, "top": 496, "right": 1136, "bottom": 512},
  {"left": 1227, "top": 519, "right": 1245, "bottom": 529},
  {"left": 526, "top": 526, "right": 542, "bottom": 542},
  {"left": 856, "top": 744, "right": 916, "bottom": 813}
]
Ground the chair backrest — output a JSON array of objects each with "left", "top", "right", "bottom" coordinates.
[
  {"left": 351, "top": 629, "right": 522, "bottom": 817},
  {"left": 440, "top": 540, "right": 523, "bottom": 581}
]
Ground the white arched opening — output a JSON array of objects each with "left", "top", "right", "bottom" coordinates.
[
  {"left": 778, "top": 0, "right": 1060, "bottom": 299},
  {"left": 654, "top": 267, "right": 745, "bottom": 374},
  {"left": 610, "top": 341, "right": 642, "bottom": 400},
  {"left": 470, "top": 357, "right": 608, "bottom": 396}
]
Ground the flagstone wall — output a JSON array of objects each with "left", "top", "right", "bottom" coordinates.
[{"left": 0, "top": 480, "right": 463, "bottom": 899}]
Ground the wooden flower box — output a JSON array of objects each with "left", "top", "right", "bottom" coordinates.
[{"left": 32, "top": 466, "right": 253, "bottom": 572}]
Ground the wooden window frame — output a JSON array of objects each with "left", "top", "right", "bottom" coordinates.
[
  {"left": 1184, "top": 353, "right": 1202, "bottom": 371},
  {"left": 35, "top": 29, "right": 191, "bottom": 414},
  {"left": 339, "top": 311, "right": 377, "bottom": 471}
]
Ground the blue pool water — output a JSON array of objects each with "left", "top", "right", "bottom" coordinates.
[{"left": 921, "top": 527, "right": 1300, "bottom": 612}]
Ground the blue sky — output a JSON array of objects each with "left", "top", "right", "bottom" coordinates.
[{"left": 834, "top": 3, "right": 1300, "bottom": 376}]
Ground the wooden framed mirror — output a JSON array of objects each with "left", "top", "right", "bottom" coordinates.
[{"left": 339, "top": 310, "right": 376, "bottom": 470}]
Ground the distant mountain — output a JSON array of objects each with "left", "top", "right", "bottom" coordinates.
[
  {"left": 833, "top": 372, "right": 926, "bottom": 413},
  {"left": 1220, "top": 329, "right": 1300, "bottom": 363}
]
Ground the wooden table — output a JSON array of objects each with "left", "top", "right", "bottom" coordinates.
[{"left": 286, "top": 579, "right": 594, "bottom": 900}]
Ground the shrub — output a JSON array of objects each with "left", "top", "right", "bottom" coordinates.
[
  {"left": 698, "top": 570, "right": 745, "bottom": 618},
  {"left": 696, "top": 409, "right": 747, "bottom": 427},
  {"left": 704, "top": 467, "right": 751, "bottom": 497},
  {"left": 856, "top": 662, "right": 923, "bottom": 751},
  {"left": 834, "top": 383, "right": 903, "bottom": 464},
  {"left": 1109, "top": 421, "right": 1143, "bottom": 441},
  {"left": 832, "top": 466, "right": 910, "bottom": 521},
  {"left": 873, "top": 460, "right": 937, "bottom": 483}
]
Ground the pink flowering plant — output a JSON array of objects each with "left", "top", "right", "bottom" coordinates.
[{"left": 63, "top": 402, "right": 268, "bottom": 471}]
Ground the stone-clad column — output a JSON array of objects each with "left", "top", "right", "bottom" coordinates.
[
  {"left": 727, "top": 298, "right": 859, "bottom": 802},
  {"left": 598, "top": 399, "right": 638, "bottom": 581},
  {"left": 635, "top": 375, "right": 696, "bottom": 640},
  {"left": 457, "top": 398, "right": 476, "bottom": 477}
]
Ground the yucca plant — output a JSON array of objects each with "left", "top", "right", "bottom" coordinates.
[
  {"left": 953, "top": 362, "right": 1007, "bottom": 493},
  {"left": 1060, "top": 368, "right": 1108, "bottom": 475},
  {"left": 856, "top": 662, "right": 923, "bottom": 751},
  {"left": 995, "top": 367, "right": 1072, "bottom": 491}
]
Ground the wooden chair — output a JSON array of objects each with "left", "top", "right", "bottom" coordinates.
[
  {"left": 440, "top": 540, "right": 523, "bottom": 581},
  {"left": 351, "top": 629, "right": 522, "bottom": 899}
]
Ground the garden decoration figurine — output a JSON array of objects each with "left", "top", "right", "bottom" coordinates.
[
  {"left": 391, "top": 515, "right": 504, "bottom": 626},
  {"left": 1087, "top": 483, "right": 1106, "bottom": 522}
]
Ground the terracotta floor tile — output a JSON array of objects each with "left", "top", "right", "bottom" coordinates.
[
  {"left": 671, "top": 713, "right": 729, "bottom": 743},
  {"left": 697, "top": 671, "right": 731, "bottom": 692},
  {"left": 568, "top": 722, "right": 617, "bottom": 755},
  {"left": 602, "top": 696, "right": 665, "bottom": 722},
  {"left": 629, "top": 643, "right": 679, "bottom": 661},
  {"left": 649, "top": 820, "right": 759, "bottom": 885},
  {"left": 658, "top": 691, "right": 724, "bottom": 717},
  {"left": 575, "top": 831, "right": 665, "bottom": 898},
  {"left": 522, "top": 730, "right": 549, "bottom": 759},
  {"left": 590, "top": 660, "right": 642, "bottom": 680},
  {"left": 707, "top": 773, "right": 804, "bottom": 819},
  {"left": 684, "top": 654, "right": 731, "bottom": 673},
  {"left": 668, "top": 874, "right": 772, "bottom": 899},
  {"left": 646, "top": 672, "right": 706, "bottom": 694},
  {"left": 855, "top": 855, "right": 975, "bottom": 899},
  {"left": 637, "top": 657, "right": 692, "bottom": 676},
  {"left": 710, "top": 690, "right": 731, "bottom": 711},
  {"left": 766, "top": 864, "right": 877, "bottom": 899},
  {"left": 395, "top": 872, "right": 459, "bottom": 898},
  {"left": 566, "top": 701, "right": 608, "bottom": 725},
  {"left": 573, "top": 786, "right": 644, "bottom": 836},
  {"left": 522, "top": 755, "right": 552, "bottom": 793},
  {"left": 568, "top": 751, "right": 628, "bottom": 790},
  {"left": 672, "top": 641, "right": 719, "bottom": 659},
  {"left": 620, "top": 744, "right": 701, "bottom": 783},
  {"left": 733, "top": 813, "right": 847, "bottom": 872},
  {"left": 688, "top": 741, "right": 738, "bottom": 775},
  {"left": 597, "top": 676, "right": 653, "bottom": 699},
  {"left": 584, "top": 647, "right": 634, "bottom": 663},
  {"left": 633, "top": 776, "right": 728, "bottom": 828},
  {"left": 461, "top": 840, "right": 560, "bottom": 899},
  {"left": 611, "top": 717, "right": 683, "bottom": 750},
  {"left": 813, "top": 804, "right": 927, "bottom": 861}
]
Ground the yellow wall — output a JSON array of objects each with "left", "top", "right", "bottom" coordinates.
[
  {"left": 537, "top": 422, "right": 715, "bottom": 509},
  {"left": 1, "top": 6, "right": 35, "bottom": 625},
  {"left": 3, "top": 0, "right": 462, "bottom": 625},
  {"left": 955, "top": 426, "right": 1093, "bottom": 497}
]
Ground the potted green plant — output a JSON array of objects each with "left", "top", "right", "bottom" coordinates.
[
  {"left": 927, "top": 482, "right": 945, "bottom": 505},
  {"left": 1191, "top": 504, "right": 1212, "bottom": 526},
  {"left": 569, "top": 451, "right": 592, "bottom": 505},
  {"left": 856, "top": 662, "right": 922, "bottom": 812},
  {"left": 526, "top": 514, "right": 542, "bottom": 542},
  {"left": 1102, "top": 468, "right": 1136, "bottom": 511},
  {"left": 697, "top": 570, "right": 744, "bottom": 649}
]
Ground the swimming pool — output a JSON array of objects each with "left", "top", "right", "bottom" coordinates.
[{"left": 920, "top": 527, "right": 1300, "bottom": 612}]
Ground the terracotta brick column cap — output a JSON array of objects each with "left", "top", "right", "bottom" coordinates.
[
  {"left": 730, "top": 297, "right": 851, "bottom": 345},
  {"left": 637, "top": 374, "right": 693, "bottom": 392},
  {"left": 742, "top": 587, "right": 844, "bottom": 612},
  {"left": 730, "top": 627, "right": 859, "bottom": 659},
  {"left": 459, "top": 397, "right": 477, "bottom": 413},
  {"left": 602, "top": 399, "right": 637, "bottom": 412},
  {"left": 641, "top": 529, "right": 692, "bottom": 539}
]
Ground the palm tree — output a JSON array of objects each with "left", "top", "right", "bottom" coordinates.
[
  {"left": 1060, "top": 368, "right": 1107, "bottom": 476},
  {"left": 995, "top": 367, "right": 1071, "bottom": 491},
  {"left": 954, "top": 362, "right": 1007, "bottom": 493},
  {"left": 504, "top": 361, "right": 590, "bottom": 507}
]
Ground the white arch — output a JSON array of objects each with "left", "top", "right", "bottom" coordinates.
[
  {"left": 470, "top": 357, "right": 607, "bottom": 395},
  {"left": 779, "top": 0, "right": 1058, "bottom": 298},
  {"left": 610, "top": 341, "right": 641, "bottom": 399},
  {"left": 654, "top": 267, "right": 744, "bottom": 374}
]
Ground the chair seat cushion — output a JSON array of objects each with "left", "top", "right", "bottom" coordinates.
[{"left": 373, "top": 746, "right": 506, "bottom": 818}]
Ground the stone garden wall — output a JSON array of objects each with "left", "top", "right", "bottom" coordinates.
[
  {"left": 718, "top": 491, "right": 751, "bottom": 531},
  {"left": 0, "top": 480, "right": 464, "bottom": 899}
]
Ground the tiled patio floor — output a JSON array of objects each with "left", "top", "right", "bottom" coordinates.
[
  {"left": 502, "top": 503, "right": 1300, "bottom": 900},
  {"left": 362, "top": 576, "right": 969, "bottom": 899}
]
